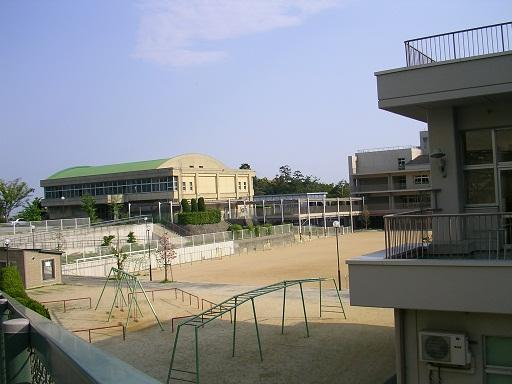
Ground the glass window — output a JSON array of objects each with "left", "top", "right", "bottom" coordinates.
[
  {"left": 42, "top": 259, "right": 55, "bottom": 280},
  {"left": 414, "top": 175, "right": 430, "bottom": 185},
  {"left": 465, "top": 169, "right": 495, "bottom": 204},
  {"left": 398, "top": 158, "right": 405, "bottom": 170},
  {"left": 496, "top": 128, "right": 512, "bottom": 163},
  {"left": 485, "top": 336, "right": 512, "bottom": 382},
  {"left": 189, "top": 182, "right": 193, "bottom": 191},
  {"left": 463, "top": 129, "right": 493, "bottom": 165},
  {"left": 243, "top": 181, "right": 247, "bottom": 190},
  {"left": 182, "top": 182, "right": 186, "bottom": 191}
]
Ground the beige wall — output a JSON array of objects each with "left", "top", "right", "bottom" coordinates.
[
  {"left": 0, "top": 248, "right": 62, "bottom": 289},
  {"left": 399, "top": 309, "right": 512, "bottom": 384}
]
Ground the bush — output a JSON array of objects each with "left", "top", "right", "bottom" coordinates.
[
  {"left": 255, "top": 226, "right": 261, "bottom": 237},
  {"left": 181, "top": 199, "right": 191, "bottom": 212},
  {"left": 101, "top": 235, "right": 115, "bottom": 247},
  {"left": 177, "top": 209, "right": 221, "bottom": 225},
  {"left": 0, "top": 266, "right": 51, "bottom": 319},
  {"left": 198, "top": 197, "right": 206, "bottom": 212},
  {"left": 127, "top": 231, "right": 137, "bottom": 244},
  {"left": 228, "top": 224, "right": 243, "bottom": 232},
  {"left": 191, "top": 198, "right": 198, "bottom": 212},
  {"left": 263, "top": 223, "right": 273, "bottom": 235}
]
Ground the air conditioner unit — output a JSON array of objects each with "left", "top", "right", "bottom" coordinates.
[{"left": 419, "top": 331, "right": 471, "bottom": 366}]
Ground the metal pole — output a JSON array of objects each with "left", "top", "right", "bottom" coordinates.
[
  {"left": 3, "top": 318, "right": 31, "bottom": 384},
  {"left": 251, "top": 298, "right": 263, "bottom": 361},
  {"left": 170, "top": 202, "right": 174, "bottom": 224},
  {"left": 158, "top": 202, "right": 162, "bottom": 222},
  {"left": 281, "top": 283, "right": 286, "bottom": 334},
  {"left": 262, "top": 199, "right": 266, "bottom": 224},
  {"left": 0, "top": 298, "right": 8, "bottom": 384},
  {"left": 232, "top": 297, "right": 237, "bottom": 357},
  {"left": 280, "top": 199, "right": 284, "bottom": 224},
  {"left": 336, "top": 227, "right": 341, "bottom": 290},
  {"left": 323, "top": 196, "right": 327, "bottom": 233},
  {"left": 195, "top": 327, "right": 200, "bottom": 383},
  {"left": 349, "top": 198, "right": 354, "bottom": 232},
  {"left": 147, "top": 227, "right": 152, "bottom": 281},
  {"left": 297, "top": 198, "right": 302, "bottom": 239},
  {"left": 299, "top": 282, "right": 309, "bottom": 337}
]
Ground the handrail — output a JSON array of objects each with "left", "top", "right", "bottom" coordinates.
[
  {"left": 39, "top": 296, "right": 92, "bottom": 312},
  {"left": 0, "top": 291, "right": 160, "bottom": 383},
  {"left": 72, "top": 324, "right": 126, "bottom": 343}
]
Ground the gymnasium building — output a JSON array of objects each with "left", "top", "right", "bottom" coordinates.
[{"left": 40, "top": 153, "right": 255, "bottom": 220}]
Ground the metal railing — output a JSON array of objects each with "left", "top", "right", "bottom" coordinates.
[
  {"left": 385, "top": 211, "right": 512, "bottom": 259},
  {"left": 0, "top": 291, "right": 160, "bottom": 383},
  {"left": 405, "top": 22, "right": 512, "bottom": 66}
]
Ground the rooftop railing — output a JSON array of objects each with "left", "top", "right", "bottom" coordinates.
[
  {"left": 0, "top": 291, "right": 160, "bottom": 384},
  {"left": 405, "top": 22, "right": 512, "bottom": 67},
  {"left": 385, "top": 211, "right": 512, "bottom": 259}
]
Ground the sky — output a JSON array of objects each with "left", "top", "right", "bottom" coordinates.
[{"left": 0, "top": 0, "right": 510, "bottom": 196}]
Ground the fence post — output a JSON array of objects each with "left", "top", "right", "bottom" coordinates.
[
  {"left": 61, "top": 219, "right": 63, "bottom": 230},
  {"left": 3, "top": 318, "right": 31, "bottom": 384}
]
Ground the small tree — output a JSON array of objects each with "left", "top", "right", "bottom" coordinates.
[
  {"left": 181, "top": 199, "right": 190, "bottom": 212},
  {"left": 361, "top": 206, "right": 371, "bottom": 230},
  {"left": 17, "top": 198, "right": 44, "bottom": 221},
  {"left": 158, "top": 233, "right": 176, "bottom": 282},
  {"left": 0, "top": 178, "right": 34, "bottom": 222},
  {"left": 197, "top": 197, "right": 206, "bottom": 212},
  {"left": 127, "top": 231, "right": 137, "bottom": 244},
  {"left": 191, "top": 198, "right": 198, "bottom": 212},
  {"left": 111, "top": 236, "right": 127, "bottom": 271},
  {"left": 101, "top": 235, "right": 115, "bottom": 247},
  {"left": 81, "top": 194, "right": 98, "bottom": 223}
]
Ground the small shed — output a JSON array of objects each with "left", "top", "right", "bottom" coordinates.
[{"left": 0, "top": 247, "right": 62, "bottom": 289}]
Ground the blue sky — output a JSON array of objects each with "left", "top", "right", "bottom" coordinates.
[{"left": 0, "top": 0, "right": 510, "bottom": 196}]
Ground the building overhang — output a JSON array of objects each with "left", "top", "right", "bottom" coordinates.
[
  {"left": 375, "top": 52, "right": 512, "bottom": 122},
  {"left": 347, "top": 251, "right": 512, "bottom": 314}
]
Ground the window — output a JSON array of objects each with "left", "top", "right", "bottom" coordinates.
[
  {"left": 199, "top": 165, "right": 204, "bottom": 168},
  {"left": 496, "top": 128, "right": 512, "bottom": 163},
  {"left": 484, "top": 336, "right": 512, "bottom": 383},
  {"left": 42, "top": 259, "right": 55, "bottom": 280},
  {"left": 398, "top": 158, "right": 405, "bottom": 170},
  {"left": 189, "top": 165, "right": 194, "bottom": 168},
  {"left": 189, "top": 182, "right": 193, "bottom": 191},
  {"left": 238, "top": 181, "right": 242, "bottom": 190},
  {"left": 463, "top": 129, "right": 493, "bottom": 165},
  {"left": 182, "top": 182, "right": 186, "bottom": 191},
  {"left": 465, "top": 169, "right": 495, "bottom": 204},
  {"left": 243, "top": 181, "right": 247, "bottom": 190},
  {"left": 414, "top": 175, "right": 430, "bottom": 185}
]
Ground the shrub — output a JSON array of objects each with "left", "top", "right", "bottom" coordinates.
[
  {"left": 181, "top": 199, "right": 191, "bottom": 212},
  {"left": 247, "top": 224, "right": 254, "bottom": 233},
  {"left": 177, "top": 209, "right": 221, "bottom": 225},
  {"left": 127, "top": 231, "right": 137, "bottom": 244},
  {"left": 101, "top": 235, "right": 115, "bottom": 247},
  {"left": 254, "top": 226, "right": 261, "bottom": 237},
  {"left": 191, "top": 198, "right": 198, "bottom": 212},
  {"left": 227, "top": 224, "right": 243, "bottom": 232},
  {"left": 198, "top": 197, "right": 206, "bottom": 212},
  {"left": 263, "top": 223, "right": 273, "bottom": 235},
  {"left": 0, "top": 266, "right": 50, "bottom": 319}
]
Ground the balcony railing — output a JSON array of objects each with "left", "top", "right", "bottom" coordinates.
[
  {"left": 405, "top": 22, "right": 512, "bottom": 67},
  {"left": 0, "top": 291, "right": 160, "bottom": 384},
  {"left": 385, "top": 212, "right": 512, "bottom": 259}
]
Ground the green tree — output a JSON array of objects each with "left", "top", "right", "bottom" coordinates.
[
  {"left": 101, "top": 235, "right": 115, "bottom": 247},
  {"left": 181, "top": 199, "right": 190, "bottom": 212},
  {"left": 127, "top": 231, "right": 137, "bottom": 244},
  {"left": 80, "top": 194, "right": 98, "bottom": 223},
  {"left": 0, "top": 178, "right": 34, "bottom": 222},
  {"left": 197, "top": 197, "right": 206, "bottom": 212},
  {"left": 361, "top": 206, "right": 371, "bottom": 230},
  {"left": 191, "top": 198, "right": 198, "bottom": 212},
  {"left": 17, "top": 198, "right": 44, "bottom": 221},
  {"left": 239, "top": 163, "right": 251, "bottom": 169},
  {"left": 327, "top": 181, "right": 351, "bottom": 198}
]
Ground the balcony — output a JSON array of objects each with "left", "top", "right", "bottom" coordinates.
[
  {"left": 384, "top": 212, "right": 512, "bottom": 259},
  {"left": 405, "top": 22, "right": 512, "bottom": 67}
]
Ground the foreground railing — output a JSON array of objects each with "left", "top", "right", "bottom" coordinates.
[
  {"left": 0, "top": 291, "right": 160, "bottom": 384},
  {"left": 385, "top": 212, "right": 512, "bottom": 259},
  {"left": 405, "top": 21, "right": 512, "bottom": 66}
]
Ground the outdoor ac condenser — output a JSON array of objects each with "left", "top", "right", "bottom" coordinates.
[{"left": 419, "top": 331, "right": 471, "bottom": 366}]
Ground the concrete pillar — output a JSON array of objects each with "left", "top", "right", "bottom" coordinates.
[
  {"left": 3, "top": 318, "right": 31, "bottom": 383},
  {"left": 297, "top": 198, "right": 302, "bottom": 236},
  {"left": 349, "top": 197, "right": 354, "bottom": 233},
  {"left": 280, "top": 199, "right": 284, "bottom": 224},
  {"left": 262, "top": 199, "right": 266, "bottom": 224}
]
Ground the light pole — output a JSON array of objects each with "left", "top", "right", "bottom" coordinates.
[
  {"left": 31, "top": 225, "right": 35, "bottom": 249},
  {"left": 4, "top": 239, "right": 10, "bottom": 266},
  {"left": 144, "top": 217, "right": 153, "bottom": 281},
  {"left": 333, "top": 220, "right": 342, "bottom": 291}
]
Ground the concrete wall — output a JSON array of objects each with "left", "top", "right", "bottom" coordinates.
[
  {"left": 398, "top": 309, "right": 512, "bottom": 384},
  {"left": 354, "top": 148, "right": 422, "bottom": 175}
]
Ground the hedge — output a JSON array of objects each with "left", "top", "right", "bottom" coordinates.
[
  {"left": 177, "top": 209, "right": 221, "bottom": 225},
  {"left": 0, "top": 266, "right": 51, "bottom": 319}
]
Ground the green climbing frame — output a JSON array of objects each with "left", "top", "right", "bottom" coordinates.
[
  {"left": 167, "top": 277, "right": 346, "bottom": 384},
  {"left": 96, "top": 267, "right": 164, "bottom": 330}
]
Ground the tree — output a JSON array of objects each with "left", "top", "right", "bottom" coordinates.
[
  {"left": 101, "top": 235, "right": 115, "bottom": 247},
  {"left": 108, "top": 195, "right": 123, "bottom": 221},
  {"left": 361, "top": 206, "right": 371, "bottom": 230},
  {"left": 181, "top": 199, "right": 190, "bottom": 212},
  {"left": 17, "top": 198, "right": 44, "bottom": 221},
  {"left": 127, "top": 231, "right": 137, "bottom": 244},
  {"left": 111, "top": 236, "right": 128, "bottom": 271},
  {"left": 157, "top": 233, "right": 176, "bottom": 282},
  {"left": 191, "top": 198, "right": 198, "bottom": 212},
  {"left": 327, "top": 181, "right": 351, "bottom": 198},
  {"left": 239, "top": 163, "right": 251, "bottom": 169},
  {"left": 197, "top": 197, "right": 206, "bottom": 212},
  {"left": 0, "top": 178, "right": 34, "bottom": 222},
  {"left": 80, "top": 194, "right": 98, "bottom": 223}
]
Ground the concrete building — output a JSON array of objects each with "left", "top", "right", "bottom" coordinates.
[
  {"left": 0, "top": 247, "right": 62, "bottom": 289},
  {"left": 40, "top": 153, "right": 255, "bottom": 220},
  {"left": 348, "top": 131, "right": 432, "bottom": 224},
  {"left": 347, "top": 22, "right": 512, "bottom": 383}
]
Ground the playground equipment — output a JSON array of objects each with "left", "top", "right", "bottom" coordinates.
[
  {"left": 167, "top": 277, "right": 346, "bottom": 384},
  {"left": 95, "top": 267, "right": 164, "bottom": 330}
]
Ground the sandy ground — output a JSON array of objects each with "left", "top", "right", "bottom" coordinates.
[{"left": 28, "top": 231, "right": 395, "bottom": 383}]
